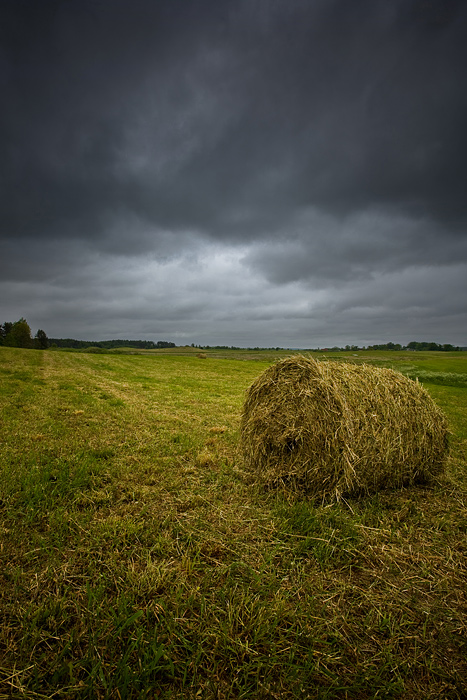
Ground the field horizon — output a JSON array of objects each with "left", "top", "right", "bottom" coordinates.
[{"left": 1, "top": 346, "right": 466, "bottom": 698}]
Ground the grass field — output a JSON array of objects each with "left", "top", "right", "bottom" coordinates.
[{"left": 0, "top": 347, "right": 466, "bottom": 699}]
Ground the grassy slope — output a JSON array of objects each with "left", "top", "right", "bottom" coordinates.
[{"left": 0, "top": 348, "right": 466, "bottom": 699}]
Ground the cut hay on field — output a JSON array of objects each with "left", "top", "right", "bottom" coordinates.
[{"left": 240, "top": 356, "right": 449, "bottom": 500}]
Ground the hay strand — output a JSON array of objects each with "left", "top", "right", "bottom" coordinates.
[{"left": 240, "top": 356, "right": 449, "bottom": 499}]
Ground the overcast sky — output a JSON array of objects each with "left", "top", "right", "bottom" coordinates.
[{"left": 1, "top": 0, "right": 466, "bottom": 347}]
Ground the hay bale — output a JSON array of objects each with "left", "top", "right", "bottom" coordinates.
[
  {"left": 197, "top": 353, "right": 207, "bottom": 359},
  {"left": 240, "top": 356, "right": 449, "bottom": 499}
]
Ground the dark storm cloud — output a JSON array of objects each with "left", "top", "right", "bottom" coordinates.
[
  {"left": 243, "top": 208, "right": 467, "bottom": 286},
  {"left": 1, "top": 0, "right": 466, "bottom": 345},
  {"left": 2, "top": 0, "right": 466, "bottom": 243}
]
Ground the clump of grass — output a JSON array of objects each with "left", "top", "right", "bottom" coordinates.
[{"left": 403, "top": 370, "right": 467, "bottom": 388}]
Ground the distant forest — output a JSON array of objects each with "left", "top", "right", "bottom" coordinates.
[
  {"left": 0, "top": 318, "right": 463, "bottom": 352},
  {"left": 368, "top": 341, "right": 461, "bottom": 352},
  {"left": 0, "top": 319, "right": 175, "bottom": 350},
  {"left": 198, "top": 342, "right": 463, "bottom": 352},
  {"left": 48, "top": 338, "right": 176, "bottom": 350}
]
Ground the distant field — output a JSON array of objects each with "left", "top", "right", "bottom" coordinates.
[{"left": 1, "top": 347, "right": 466, "bottom": 698}]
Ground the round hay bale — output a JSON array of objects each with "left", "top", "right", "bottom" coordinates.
[
  {"left": 240, "top": 356, "right": 449, "bottom": 499},
  {"left": 197, "top": 353, "right": 207, "bottom": 359}
]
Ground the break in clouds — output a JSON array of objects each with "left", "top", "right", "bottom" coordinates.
[{"left": 1, "top": 0, "right": 466, "bottom": 347}]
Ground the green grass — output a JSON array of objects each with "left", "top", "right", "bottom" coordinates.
[{"left": 0, "top": 347, "right": 466, "bottom": 699}]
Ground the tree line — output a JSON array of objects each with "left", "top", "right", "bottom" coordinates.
[
  {"left": 0, "top": 320, "right": 176, "bottom": 350},
  {"left": 367, "top": 342, "right": 461, "bottom": 351},
  {"left": 48, "top": 338, "right": 176, "bottom": 349},
  {"left": 0, "top": 319, "right": 462, "bottom": 352},
  {"left": 0, "top": 318, "right": 49, "bottom": 349},
  {"left": 193, "top": 342, "right": 463, "bottom": 352}
]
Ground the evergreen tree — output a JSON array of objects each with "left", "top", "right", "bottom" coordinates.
[{"left": 35, "top": 329, "right": 49, "bottom": 349}]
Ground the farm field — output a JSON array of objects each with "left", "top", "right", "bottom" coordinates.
[{"left": 0, "top": 347, "right": 466, "bottom": 699}]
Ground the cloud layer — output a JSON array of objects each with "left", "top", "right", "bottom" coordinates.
[{"left": 1, "top": 0, "right": 466, "bottom": 346}]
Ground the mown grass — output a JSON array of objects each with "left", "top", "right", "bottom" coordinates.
[{"left": 0, "top": 347, "right": 466, "bottom": 699}]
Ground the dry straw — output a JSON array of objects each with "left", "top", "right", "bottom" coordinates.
[{"left": 240, "top": 356, "right": 449, "bottom": 500}]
